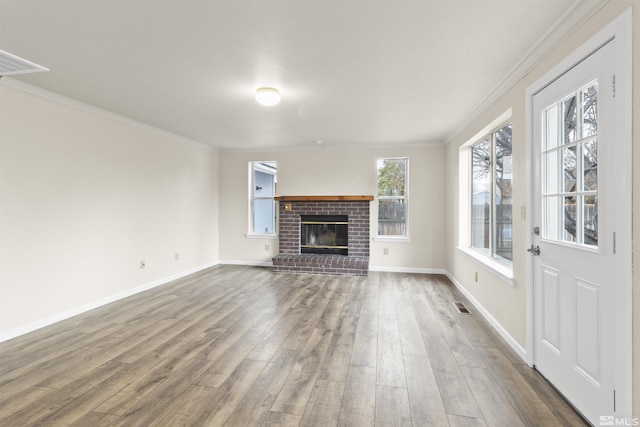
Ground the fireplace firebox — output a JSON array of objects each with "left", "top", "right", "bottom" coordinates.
[{"left": 301, "top": 215, "right": 348, "bottom": 255}]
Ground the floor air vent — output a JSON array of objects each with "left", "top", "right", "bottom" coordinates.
[
  {"left": 454, "top": 302, "right": 471, "bottom": 314},
  {"left": 0, "top": 50, "right": 49, "bottom": 76}
]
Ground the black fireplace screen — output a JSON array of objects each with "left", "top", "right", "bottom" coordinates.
[{"left": 301, "top": 215, "right": 348, "bottom": 255}]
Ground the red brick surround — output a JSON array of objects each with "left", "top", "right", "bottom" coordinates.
[{"left": 272, "top": 197, "right": 372, "bottom": 275}]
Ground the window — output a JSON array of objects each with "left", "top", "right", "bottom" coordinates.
[
  {"left": 542, "top": 82, "right": 598, "bottom": 246},
  {"left": 249, "top": 161, "right": 277, "bottom": 235},
  {"left": 470, "top": 122, "right": 512, "bottom": 263},
  {"left": 377, "top": 158, "right": 408, "bottom": 237}
]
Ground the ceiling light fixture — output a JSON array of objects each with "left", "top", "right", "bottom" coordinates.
[{"left": 255, "top": 87, "right": 281, "bottom": 106}]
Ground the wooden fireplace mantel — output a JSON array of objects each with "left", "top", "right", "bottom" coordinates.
[{"left": 274, "top": 195, "right": 374, "bottom": 202}]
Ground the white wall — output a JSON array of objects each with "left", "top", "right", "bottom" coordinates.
[
  {"left": 218, "top": 144, "right": 446, "bottom": 271},
  {"left": 444, "top": 0, "right": 639, "bottom": 413},
  {"left": 0, "top": 81, "right": 219, "bottom": 337}
]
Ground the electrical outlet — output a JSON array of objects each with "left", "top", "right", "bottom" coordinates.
[
  {"left": 140, "top": 260, "right": 146, "bottom": 269},
  {"left": 383, "top": 248, "right": 389, "bottom": 256},
  {"left": 265, "top": 244, "right": 270, "bottom": 252},
  {"left": 175, "top": 252, "right": 180, "bottom": 261}
]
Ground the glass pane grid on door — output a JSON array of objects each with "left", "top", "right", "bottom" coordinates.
[{"left": 541, "top": 81, "right": 598, "bottom": 247}]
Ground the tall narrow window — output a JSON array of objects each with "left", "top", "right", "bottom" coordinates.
[
  {"left": 377, "top": 158, "right": 408, "bottom": 237},
  {"left": 249, "top": 161, "right": 277, "bottom": 235},
  {"left": 470, "top": 122, "right": 512, "bottom": 263}
]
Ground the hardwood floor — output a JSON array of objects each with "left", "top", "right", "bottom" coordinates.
[{"left": 0, "top": 265, "right": 587, "bottom": 426}]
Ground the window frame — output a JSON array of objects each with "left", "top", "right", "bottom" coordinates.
[
  {"left": 458, "top": 110, "right": 514, "bottom": 284},
  {"left": 375, "top": 157, "right": 409, "bottom": 240},
  {"left": 248, "top": 161, "right": 277, "bottom": 238},
  {"left": 469, "top": 121, "right": 513, "bottom": 266}
]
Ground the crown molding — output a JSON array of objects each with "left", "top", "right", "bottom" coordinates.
[
  {"left": 0, "top": 77, "right": 217, "bottom": 151},
  {"left": 219, "top": 139, "right": 444, "bottom": 153},
  {"left": 445, "top": 0, "right": 612, "bottom": 144}
]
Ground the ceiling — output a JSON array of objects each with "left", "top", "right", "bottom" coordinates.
[{"left": 1, "top": 0, "right": 597, "bottom": 150}]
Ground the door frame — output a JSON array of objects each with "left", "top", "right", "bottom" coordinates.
[{"left": 525, "top": 8, "right": 632, "bottom": 416}]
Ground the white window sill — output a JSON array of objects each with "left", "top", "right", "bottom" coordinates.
[
  {"left": 457, "top": 246, "right": 514, "bottom": 287},
  {"left": 246, "top": 233, "right": 278, "bottom": 239},
  {"left": 374, "top": 235, "right": 411, "bottom": 243}
]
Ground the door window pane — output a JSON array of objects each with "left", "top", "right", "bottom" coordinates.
[
  {"left": 582, "top": 139, "right": 598, "bottom": 191},
  {"left": 545, "top": 105, "right": 558, "bottom": 150},
  {"left": 562, "top": 146, "right": 577, "bottom": 193},
  {"left": 562, "top": 95, "right": 577, "bottom": 144},
  {"left": 544, "top": 196, "right": 559, "bottom": 240},
  {"left": 583, "top": 195, "right": 598, "bottom": 246},
  {"left": 581, "top": 83, "right": 598, "bottom": 138},
  {"left": 563, "top": 195, "right": 577, "bottom": 243},
  {"left": 544, "top": 151, "right": 558, "bottom": 194}
]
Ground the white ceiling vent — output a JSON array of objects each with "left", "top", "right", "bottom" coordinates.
[{"left": 0, "top": 50, "right": 49, "bottom": 76}]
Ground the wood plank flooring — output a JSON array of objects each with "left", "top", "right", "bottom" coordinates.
[{"left": 0, "top": 265, "right": 587, "bottom": 426}]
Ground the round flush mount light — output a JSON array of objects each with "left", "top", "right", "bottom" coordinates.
[{"left": 255, "top": 87, "right": 281, "bottom": 106}]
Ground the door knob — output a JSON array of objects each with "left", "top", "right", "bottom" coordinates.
[{"left": 527, "top": 245, "right": 541, "bottom": 255}]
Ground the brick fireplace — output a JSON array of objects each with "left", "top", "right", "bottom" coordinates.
[{"left": 272, "top": 196, "right": 373, "bottom": 275}]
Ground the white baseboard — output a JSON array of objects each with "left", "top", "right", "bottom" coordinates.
[
  {"left": 445, "top": 271, "right": 527, "bottom": 362},
  {"left": 368, "top": 266, "right": 446, "bottom": 274},
  {"left": 0, "top": 261, "right": 219, "bottom": 343}
]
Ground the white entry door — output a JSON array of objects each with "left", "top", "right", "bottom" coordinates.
[{"left": 532, "top": 41, "right": 616, "bottom": 423}]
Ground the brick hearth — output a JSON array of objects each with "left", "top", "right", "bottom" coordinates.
[{"left": 272, "top": 196, "right": 373, "bottom": 276}]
